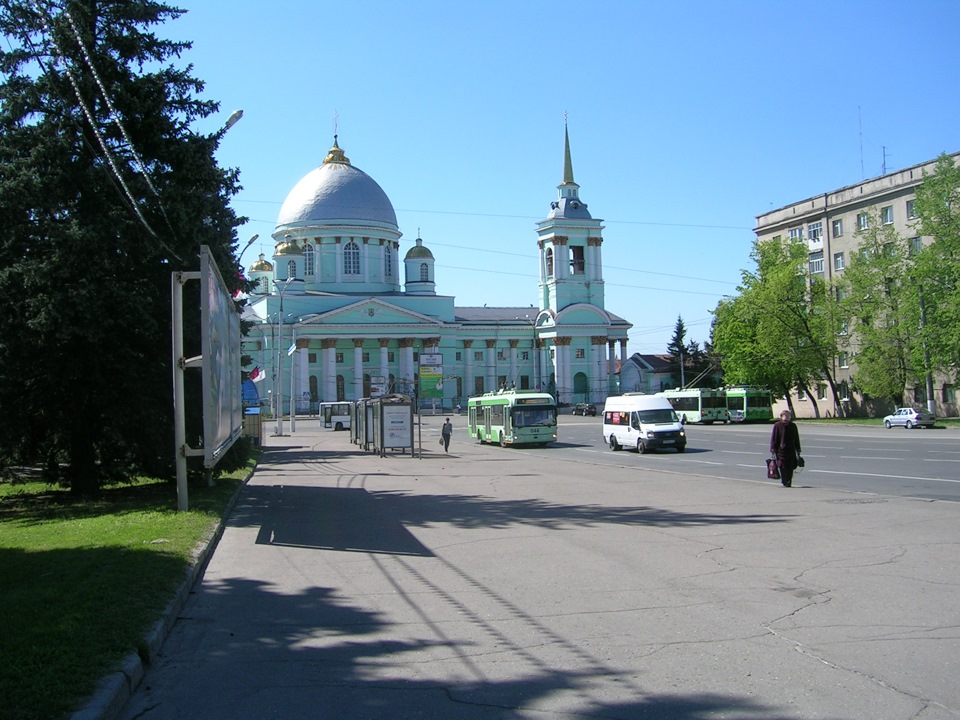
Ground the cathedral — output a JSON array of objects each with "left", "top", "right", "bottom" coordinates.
[{"left": 243, "top": 125, "right": 632, "bottom": 413}]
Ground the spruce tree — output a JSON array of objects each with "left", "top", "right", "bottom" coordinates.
[{"left": 0, "top": 0, "right": 244, "bottom": 493}]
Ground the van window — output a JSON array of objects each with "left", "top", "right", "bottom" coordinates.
[{"left": 638, "top": 409, "right": 678, "bottom": 424}]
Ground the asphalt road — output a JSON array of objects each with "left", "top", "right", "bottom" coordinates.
[
  {"left": 548, "top": 416, "right": 960, "bottom": 503},
  {"left": 111, "top": 416, "right": 960, "bottom": 720}
]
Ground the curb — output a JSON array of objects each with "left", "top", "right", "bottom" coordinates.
[{"left": 69, "top": 467, "right": 255, "bottom": 720}]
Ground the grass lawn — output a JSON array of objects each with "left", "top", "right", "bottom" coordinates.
[{"left": 0, "top": 460, "right": 254, "bottom": 720}]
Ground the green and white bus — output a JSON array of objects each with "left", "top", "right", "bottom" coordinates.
[
  {"left": 724, "top": 386, "right": 774, "bottom": 422},
  {"left": 656, "top": 388, "right": 729, "bottom": 424},
  {"left": 467, "top": 390, "right": 558, "bottom": 447}
]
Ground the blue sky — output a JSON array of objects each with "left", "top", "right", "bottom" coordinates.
[{"left": 168, "top": 0, "right": 959, "bottom": 353}]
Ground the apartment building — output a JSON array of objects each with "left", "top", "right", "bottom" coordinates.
[{"left": 754, "top": 151, "right": 960, "bottom": 419}]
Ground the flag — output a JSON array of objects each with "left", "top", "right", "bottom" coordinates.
[
  {"left": 287, "top": 342, "right": 297, "bottom": 356},
  {"left": 250, "top": 367, "right": 264, "bottom": 383}
]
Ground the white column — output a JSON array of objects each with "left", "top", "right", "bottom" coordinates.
[
  {"left": 563, "top": 343, "right": 573, "bottom": 404},
  {"left": 509, "top": 342, "right": 517, "bottom": 388},
  {"left": 362, "top": 239, "right": 370, "bottom": 283},
  {"left": 485, "top": 343, "right": 496, "bottom": 392},
  {"left": 402, "top": 343, "right": 415, "bottom": 394},
  {"left": 379, "top": 342, "right": 389, "bottom": 385},
  {"left": 464, "top": 342, "right": 474, "bottom": 397},
  {"left": 353, "top": 342, "right": 363, "bottom": 401},
  {"left": 324, "top": 343, "right": 337, "bottom": 402}
]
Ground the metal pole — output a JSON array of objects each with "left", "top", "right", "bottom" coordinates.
[
  {"left": 172, "top": 272, "right": 188, "bottom": 511},
  {"left": 290, "top": 326, "right": 297, "bottom": 432},
  {"left": 276, "top": 302, "right": 284, "bottom": 436}
]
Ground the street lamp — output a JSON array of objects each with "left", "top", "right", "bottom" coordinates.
[
  {"left": 238, "top": 234, "right": 259, "bottom": 264},
  {"left": 274, "top": 277, "right": 294, "bottom": 436},
  {"left": 222, "top": 109, "right": 244, "bottom": 133}
]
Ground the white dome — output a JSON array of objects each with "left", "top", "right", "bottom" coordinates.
[{"left": 275, "top": 139, "right": 398, "bottom": 234}]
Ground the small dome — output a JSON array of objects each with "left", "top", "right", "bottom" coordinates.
[
  {"left": 250, "top": 254, "right": 273, "bottom": 272},
  {"left": 404, "top": 237, "right": 434, "bottom": 259},
  {"left": 275, "top": 137, "right": 398, "bottom": 233},
  {"left": 275, "top": 239, "right": 302, "bottom": 256}
]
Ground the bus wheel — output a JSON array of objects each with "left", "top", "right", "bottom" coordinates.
[
  {"left": 499, "top": 432, "right": 507, "bottom": 448},
  {"left": 609, "top": 435, "right": 620, "bottom": 451},
  {"left": 638, "top": 440, "right": 650, "bottom": 454},
  {"left": 334, "top": 422, "right": 343, "bottom": 431}
]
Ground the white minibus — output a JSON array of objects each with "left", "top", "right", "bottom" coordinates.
[{"left": 602, "top": 394, "right": 686, "bottom": 453}]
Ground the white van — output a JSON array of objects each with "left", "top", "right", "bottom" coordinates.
[{"left": 602, "top": 393, "right": 686, "bottom": 453}]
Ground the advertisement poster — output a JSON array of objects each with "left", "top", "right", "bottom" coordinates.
[
  {"left": 419, "top": 365, "right": 443, "bottom": 400},
  {"left": 382, "top": 405, "right": 412, "bottom": 448}
]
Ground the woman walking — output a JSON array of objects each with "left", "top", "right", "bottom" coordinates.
[{"left": 770, "top": 410, "right": 801, "bottom": 487}]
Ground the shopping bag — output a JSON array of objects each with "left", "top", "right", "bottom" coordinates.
[
  {"left": 439, "top": 438, "right": 444, "bottom": 446},
  {"left": 796, "top": 454, "right": 805, "bottom": 468},
  {"left": 766, "top": 457, "right": 780, "bottom": 480}
]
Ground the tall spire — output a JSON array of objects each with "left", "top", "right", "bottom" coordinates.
[{"left": 562, "top": 113, "right": 575, "bottom": 185}]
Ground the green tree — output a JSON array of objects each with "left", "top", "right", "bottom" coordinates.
[
  {"left": 837, "top": 209, "right": 917, "bottom": 406},
  {"left": 712, "top": 236, "right": 843, "bottom": 416},
  {"left": 666, "top": 315, "right": 687, "bottom": 387},
  {"left": 912, "top": 153, "right": 960, "bottom": 375},
  {"left": 0, "top": 1, "right": 245, "bottom": 494}
]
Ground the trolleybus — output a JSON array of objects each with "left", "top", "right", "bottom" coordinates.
[
  {"left": 724, "top": 386, "right": 774, "bottom": 422},
  {"left": 656, "top": 388, "right": 729, "bottom": 424},
  {"left": 319, "top": 401, "right": 352, "bottom": 430},
  {"left": 467, "top": 389, "right": 557, "bottom": 447}
]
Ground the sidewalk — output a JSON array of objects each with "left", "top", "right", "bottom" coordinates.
[{"left": 99, "top": 415, "right": 960, "bottom": 719}]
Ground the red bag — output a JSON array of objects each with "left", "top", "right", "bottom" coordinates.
[{"left": 766, "top": 457, "right": 780, "bottom": 480}]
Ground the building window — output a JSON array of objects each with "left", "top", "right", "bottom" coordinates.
[
  {"left": 388, "top": 351, "right": 395, "bottom": 362},
  {"left": 832, "top": 219, "right": 843, "bottom": 237},
  {"left": 909, "top": 237, "right": 923, "bottom": 255},
  {"left": 839, "top": 320, "right": 848, "bottom": 335},
  {"left": 789, "top": 227, "right": 804, "bottom": 241},
  {"left": 839, "top": 381, "right": 850, "bottom": 400},
  {"left": 914, "top": 384, "right": 927, "bottom": 404},
  {"left": 808, "top": 250, "right": 824, "bottom": 275},
  {"left": 857, "top": 213, "right": 869, "bottom": 231},
  {"left": 575, "top": 348, "right": 586, "bottom": 359},
  {"left": 474, "top": 351, "right": 483, "bottom": 362},
  {"left": 808, "top": 221, "right": 823, "bottom": 243},
  {"left": 545, "top": 248, "right": 554, "bottom": 278},
  {"left": 362, "top": 352, "right": 370, "bottom": 362},
  {"left": 308, "top": 353, "right": 317, "bottom": 363},
  {"left": 384, "top": 244, "right": 392, "bottom": 277},
  {"left": 287, "top": 260, "right": 297, "bottom": 279},
  {"left": 906, "top": 199, "right": 917, "bottom": 219},
  {"left": 817, "top": 383, "right": 827, "bottom": 400},
  {"left": 838, "top": 351, "right": 849, "bottom": 368},
  {"left": 344, "top": 241, "right": 360, "bottom": 275},
  {"left": 570, "top": 246, "right": 585, "bottom": 274},
  {"left": 520, "top": 351, "right": 529, "bottom": 360},
  {"left": 497, "top": 349, "right": 505, "bottom": 360},
  {"left": 304, "top": 244, "right": 315, "bottom": 275},
  {"left": 881, "top": 206, "right": 894, "bottom": 225},
  {"left": 941, "top": 384, "right": 955, "bottom": 403},
  {"left": 455, "top": 352, "right": 462, "bottom": 361},
  {"left": 335, "top": 352, "right": 344, "bottom": 363},
  {"left": 420, "top": 262, "right": 429, "bottom": 281},
  {"left": 833, "top": 252, "right": 845, "bottom": 271},
  {"left": 260, "top": 276, "right": 270, "bottom": 293}
]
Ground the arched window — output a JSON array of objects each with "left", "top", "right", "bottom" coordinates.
[
  {"left": 260, "top": 276, "right": 270, "bottom": 293},
  {"left": 304, "top": 243, "right": 315, "bottom": 275},
  {"left": 420, "top": 262, "right": 429, "bottom": 281},
  {"left": 336, "top": 375, "right": 345, "bottom": 401},
  {"left": 545, "top": 248, "right": 554, "bottom": 278},
  {"left": 384, "top": 244, "right": 392, "bottom": 277},
  {"left": 344, "top": 241, "right": 360, "bottom": 275},
  {"left": 287, "top": 260, "right": 296, "bottom": 279}
]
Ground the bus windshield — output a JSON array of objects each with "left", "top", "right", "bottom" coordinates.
[
  {"left": 636, "top": 409, "right": 679, "bottom": 425},
  {"left": 512, "top": 407, "right": 555, "bottom": 428}
]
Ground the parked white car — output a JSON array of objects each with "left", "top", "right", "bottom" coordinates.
[{"left": 883, "top": 407, "right": 935, "bottom": 429}]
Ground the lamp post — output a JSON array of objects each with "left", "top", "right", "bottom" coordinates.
[
  {"left": 238, "top": 233, "right": 259, "bottom": 264},
  {"left": 274, "top": 277, "right": 294, "bottom": 435}
]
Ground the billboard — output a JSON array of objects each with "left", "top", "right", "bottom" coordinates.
[
  {"left": 419, "top": 365, "right": 443, "bottom": 400},
  {"left": 201, "top": 247, "right": 243, "bottom": 467}
]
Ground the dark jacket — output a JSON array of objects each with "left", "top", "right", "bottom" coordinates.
[{"left": 770, "top": 419, "right": 801, "bottom": 469}]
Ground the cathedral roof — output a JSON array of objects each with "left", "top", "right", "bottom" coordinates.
[{"left": 275, "top": 136, "right": 399, "bottom": 233}]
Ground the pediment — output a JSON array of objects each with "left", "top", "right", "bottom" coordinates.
[
  {"left": 555, "top": 303, "right": 610, "bottom": 326},
  {"left": 299, "top": 298, "right": 443, "bottom": 327}
]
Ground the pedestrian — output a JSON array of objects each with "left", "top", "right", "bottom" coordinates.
[
  {"left": 455, "top": 403, "right": 462, "bottom": 415},
  {"left": 441, "top": 417, "right": 453, "bottom": 453},
  {"left": 769, "top": 409, "right": 801, "bottom": 487}
]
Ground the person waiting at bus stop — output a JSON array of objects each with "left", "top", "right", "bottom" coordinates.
[
  {"left": 441, "top": 417, "right": 453, "bottom": 453},
  {"left": 770, "top": 410, "right": 801, "bottom": 487}
]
